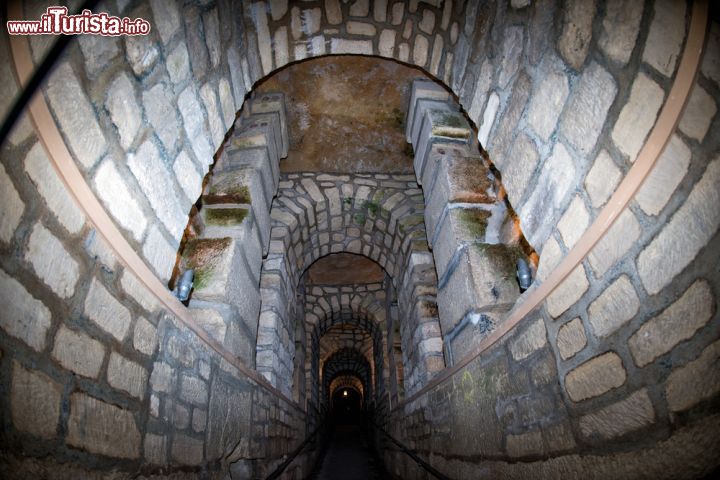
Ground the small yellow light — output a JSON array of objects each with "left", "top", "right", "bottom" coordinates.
[{"left": 343, "top": 390, "right": 348, "bottom": 397}]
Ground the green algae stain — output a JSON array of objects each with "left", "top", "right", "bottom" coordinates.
[
  {"left": 205, "top": 208, "right": 248, "bottom": 226},
  {"left": 458, "top": 209, "right": 491, "bottom": 239}
]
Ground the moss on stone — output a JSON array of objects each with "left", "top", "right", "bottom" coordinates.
[
  {"left": 399, "top": 214, "right": 425, "bottom": 234},
  {"left": 458, "top": 209, "right": 491, "bottom": 239},
  {"left": 432, "top": 113, "right": 470, "bottom": 139},
  {"left": 205, "top": 184, "right": 251, "bottom": 205},
  {"left": 354, "top": 213, "right": 366, "bottom": 225},
  {"left": 472, "top": 243, "right": 525, "bottom": 280},
  {"left": 205, "top": 208, "right": 248, "bottom": 226},
  {"left": 363, "top": 200, "right": 379, "bottom": 216},
  {"left": 182, "top": 238, "right": 233, "bottom": 290}
]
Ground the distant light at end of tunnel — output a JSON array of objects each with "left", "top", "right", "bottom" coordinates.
[{"left": 343, "top": 390, "right": 348, "bottom": 397}]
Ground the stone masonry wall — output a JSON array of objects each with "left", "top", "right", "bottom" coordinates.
[
  {"left": 257, "top": 172, "right": 444, "bottom": 397},
  {"left": 379, "top": 7, "right": 720, "bottom": 479},
  {"left": 304, "top": 281, "right": 392, "bottom": 411},
  {"left": 0, "top": 111, "right": 312, "bottom": 479}
]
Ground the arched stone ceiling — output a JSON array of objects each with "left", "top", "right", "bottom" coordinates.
[{"left": 255, "top": 55, "right": 435, "bottom": 173}]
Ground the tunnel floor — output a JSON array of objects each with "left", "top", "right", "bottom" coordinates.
[{"left": 310, "top": 424, "right": 387, "bottom": 480}]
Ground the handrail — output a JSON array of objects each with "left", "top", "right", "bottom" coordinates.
[
  {"left": 265, "top": 423, "right": 323, "bottom": 480},
  {"left": 371, "top": 423, "right": 451, "bottom": 480}
]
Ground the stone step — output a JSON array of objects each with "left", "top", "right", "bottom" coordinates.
[
  {"left": 249, "top": 92, "right": 289, "bottom": 158},
  {"left": 406, "top": 79, "right": 451, "bottom": 142},
  {"left": 413, "top": 109, "right": 471, "bottom": 185}
]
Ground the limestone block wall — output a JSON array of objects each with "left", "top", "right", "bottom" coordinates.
[
  {"left": 12, "top": 1, "right": 245, "bottom": 284},
  {"left": 256, "top": 172, "right": 444, "bottom": 397},
  {"left": 0, "top": 122, "right": 311, "bottom": 479},
  {"left": 377, "top": 5, "right": 720, "bottom": 479}
]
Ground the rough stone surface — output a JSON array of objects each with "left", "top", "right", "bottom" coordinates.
[
  {"left": 330, "top": 38, "right": 373, "bottom": 55},
  {"left": 120, "top": 270, "right": 160, "bottom": 313},
  {"left": 125, "top": 33, "right": 159, "bottom": 77},
  {"left": 51, "top": 325, "right": 105, "bottom": 378},
  {"left": 526, "top": 61, "right": 569, "bottom": 141},
  {"left": 643, "top": 0, "right": 686, "bottom": 77},
  {"left": 166, "top": 43, "right": 191, "bottom": 84},
  {"left": 585, "top": 150, "right": 622, "bottom": 208},
  {"left": 666, "top": 339, "right": 720, "bottom": 412},
  {"left": 637, "top": 157, "right": 720, "bottom": 295},
  {"left": 565, "top": 352, "right": 626, "bottom": 402},
  {"left": 11, "top": 361, "right": 62, "bottom": 439},
  {"left": 144, "top": 433, "right": 167, "bottom": 465},
  {"left": 519, "top": 142, "right": 576, "bottom": 247},
  {"left": 635, "top": 134, "right": 690, "bottom": 216},
  {"left": 191, "top": 308, "right": 227, "bottom": 344},
  {"left": 0, "top": 268, "right": 52, "bottom": 352},
  {"left": 149, "top": 0, "right": 181, "bottom": 44},
  {"left": 192, "top": 408, "right": 207, "bottom": 433},
  {"left": 180, "top": 374, "right": 209, "bottom": 407},
  {"left": 559, "top": 62, "right": 617, "bottom": 155},
  {"left": 557, "top": 196, "right": 590, "bottom": 249},
  {"left": 588, "top": 275, "right": 640, "bottom": 339},
  {"left": 347, "top": 21, "right": 377, "bottom": 36},
  {"left": 503, "top": 133, "right": 538, "bottom": 205},
  {"left": 84, "top": 278, "right": 132, "bottom": 341},
  {"left": 0, "top": 164, "right": 24, "bottom": 243},
  {"left": 25, "top": 223, "right": 80, "bottom": 299},
  {"left": 546, "top": 264, "right": 589, "bottom": 318},
  {"left": 678, "top": 84, "right": 716, "bottom": 142},
  {"left": 143, "top": 83, "right": 181, "bottom": 153},
  {"left": 200, "top": 83, "right": 226, "bottom": 149},
  {"left": 478, "top": 92, "right": 500, "bottom": 148},
  {"left": 557, "top": 318, "right": 587, "bottom": 360},
  {"left": 24, "top": 142, "right": 84, "bottom": 234},
  {"left": 612, "top": 73, "right": 664, "bottom": 162},
  {"left": 105, "top": 73, "right": 142, "bottom": 150},
  {"left": 178, "top": 86, "right": 214, "bottom": 166},
  {"left": 107, "top": 351, "right": 148, "bottom": 399},
  {"left": 498, "top": 27, "right": 523, "bottom": 88},
  {"left": 128, "top": 140, "right": 187, "bottom": 240},
  {"left": 94, "top": 158, "right": 148, "bottom": 241},
  {"left": 629, "top": 280, "right": 714, "bottom": 368},
  {"left": 579, "top": 389, "right": 655, "bottom": 440},
  {"left": 77, "top": 35, "right": 120, "bottom": 77},
  {"left": 413, "top": 35, "right": 429, "bottom": 66},
  {"left": 509, "top": 318, "right": 547, "bottom": 361},
  {"left": 597, "top": 0, "right": 643, "bottom": 65},
  {"left": 149, "top": 362, "right": 175, "bottom": 393},
  {"left": 45, "top": 63, "right": 106, "bottom": 169},
  {"left": 173, "top": 150, "right": 203, "bottom": 203},
  {"left": 557, "top": 0, "right": 597, "bottom": 70},
  {"left": 588, "top": 209, "right": 640, "bottom": 278},
  {"left": 133, "top": 317, "right": 158, "bottom": 356},
  {"left": 142, "top": 225, "right": 177, "bottom": 281},
  {"left": 171, "top": 433, "right": 204, "bottom": 465},
  {"left": 67, "top": 392, "right": 141, "bottom": 459}
]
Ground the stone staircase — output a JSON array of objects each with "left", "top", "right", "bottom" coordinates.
[
  {"left": 406, "top": 80, "right": 530, "bottom": 366},
  {"left": 179, "top": 93, "right": 288, "bottom": 369}
]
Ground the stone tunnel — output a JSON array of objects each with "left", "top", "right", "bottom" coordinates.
[{"left": 1, "top": 0, "right": 719, "bottom": 479}]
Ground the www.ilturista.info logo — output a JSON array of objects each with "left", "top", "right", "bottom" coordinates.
[{"left": 7, "top": 6, "right": 151, "bottom": 36}]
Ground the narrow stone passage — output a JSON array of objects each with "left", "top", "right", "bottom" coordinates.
[{"left": 312, "top": 425, "right": 386, "bottom": 480}]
